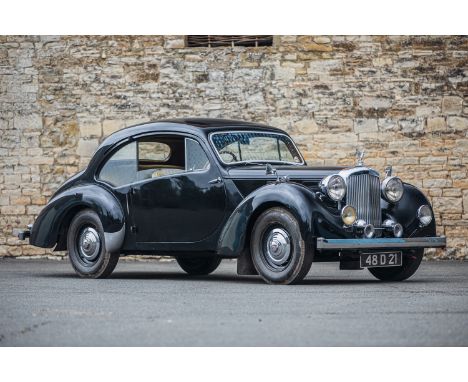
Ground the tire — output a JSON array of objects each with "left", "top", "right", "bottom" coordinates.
[
  {"left": 176, "top": 255, "right": 222, "bottom": 275},
  {"left": 67, "top": 209, "right": 120, "bottom": 278},
  {"left": 368, "top": 249, "right": 424, "bottom": 281},
  {"left": 250, "top": 207, "right": 313, "bottom": 285}
]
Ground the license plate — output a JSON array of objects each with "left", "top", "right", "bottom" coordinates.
[{"left": 360, "top": 252, "right": 402, "bottom": 268}]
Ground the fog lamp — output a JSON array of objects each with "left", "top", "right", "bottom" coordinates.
[
  {"left": 417, "top": 205, "right": 432, "bottom": 226},
  {"left": 341, "top": 205, "right": 357, "bottom": 226}
]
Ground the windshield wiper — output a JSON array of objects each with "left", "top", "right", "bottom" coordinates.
[
  {"left": 228, "top": 161, "right": 272, "bottom": 167},
  {"left": 229, "top": 160, "right": 300, "bottom": 168}
]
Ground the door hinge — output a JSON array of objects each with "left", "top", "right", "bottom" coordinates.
[{"left": 130, "top": 225, "right": 138, "bottom": 234}]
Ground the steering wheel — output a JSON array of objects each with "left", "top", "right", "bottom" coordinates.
[{"left": 219, "top": 150, "right": 238, "bottom": 163}]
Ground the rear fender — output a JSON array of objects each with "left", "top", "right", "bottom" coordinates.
[{"left": 29, "top": 184, "right": 125, "bottom": 253}]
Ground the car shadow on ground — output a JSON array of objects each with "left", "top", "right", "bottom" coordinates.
[
  {"left": 37, "top": 271, "right": 437, "bottom": 286},
  {"left": 39, "top": 271, "right": 263, "bottom": 284}
]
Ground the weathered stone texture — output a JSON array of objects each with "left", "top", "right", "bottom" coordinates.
[{"left": 1, "top": 35, "right": 467, "bottom": 259}]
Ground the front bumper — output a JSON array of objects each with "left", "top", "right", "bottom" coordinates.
[{"left": 316, "top": 236, "right": 446, "bottom": 250}]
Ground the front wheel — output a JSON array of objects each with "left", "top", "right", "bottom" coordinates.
[
  {"left": 368, "top": 249, "right": 424, "bottom": 281},
  {"left": 67, "top": 209, "right": 120, "bottom": 278},
  {"left": 176, "top": 255, "right": 222, "bottom": 275},
  {"left": 250, "top": 207, "right": 313, "bottom": 285}
]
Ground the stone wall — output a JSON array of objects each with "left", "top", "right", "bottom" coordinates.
[{"left": 1, "top": 35, "right": 467, "bottom": 259}]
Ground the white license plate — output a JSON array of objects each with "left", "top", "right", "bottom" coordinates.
[{"left": 360, "top": 252, "right": 402, "bottom": 268}]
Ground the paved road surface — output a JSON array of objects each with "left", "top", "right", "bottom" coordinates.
[{"left": 0, "top": 259, "right": 467, "bottom": 346}]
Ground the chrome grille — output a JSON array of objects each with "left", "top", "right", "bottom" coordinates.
[{"left": 346, "top": 173, "right": 381, "bottom": 228}]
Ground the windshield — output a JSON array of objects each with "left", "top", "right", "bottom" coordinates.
[{"left": 210, "top": 131, "right": 304, "bottom": 165}]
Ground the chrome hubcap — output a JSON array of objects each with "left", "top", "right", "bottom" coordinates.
[
  {"left": 78, "top": 227, "right": 100, "bottom": 261},
  {"left": 265, "top": 228, "right": 291, "bottom": 267}
]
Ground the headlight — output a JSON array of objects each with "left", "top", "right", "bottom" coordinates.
[
  {"left": 341, "top": 205, "right": 357, "bottom": 226},
  {"left": 320, "top": 174, "right": 346, "bottom": 201},
  {"left": 417, "top": 205, "right": 433, "bottom": 226},
  {"left": 381, "top": 176, "right": 404, "bottom": 203}
]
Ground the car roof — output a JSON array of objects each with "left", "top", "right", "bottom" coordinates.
[
  {"left": 99, "top": 118, "right": 286, "bottom": 147},
  {"left": 161, "top": 118, "right": 278, "bottom": 130},
  {"left": 88, "top": 118, "right": 289, "bottom": 172}
]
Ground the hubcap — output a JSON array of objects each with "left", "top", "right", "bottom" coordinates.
[
  {"left": 77, "top": 227, "right": 100, "bottom": 262},
  {"left": 264, "top": 228, "right": 291, "bottom": 268}
]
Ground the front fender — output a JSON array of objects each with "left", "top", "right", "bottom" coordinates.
[
  {"left": 384, "top": 183, "right": 437, "bottom": 238},
  {"left": 29, "top": 184, "right": 125, "bottom": 253},
  {"left": 217, "top": 182, "right": 344, "bottom": 257}
]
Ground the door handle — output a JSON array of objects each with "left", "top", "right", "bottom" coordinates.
[{"left": 208, "top": 177, "right": 223, "bottom": 184}]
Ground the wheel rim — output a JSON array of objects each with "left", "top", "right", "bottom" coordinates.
[
  {"left": 262, "top": 227, "right": 292, "bottom": 270},
  {"left": 77, "top": 226, "right": 101, "bottom": 263}
]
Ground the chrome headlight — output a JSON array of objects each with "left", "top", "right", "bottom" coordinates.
[
  {"left": 381, "top": 176, "right": 404, "bottom": 203},
  {"left": 320, "top": 174, "right": 346, "bottom": 201},
  {"left": 417, "top": 205, "right": 433, "bottom": 226}
]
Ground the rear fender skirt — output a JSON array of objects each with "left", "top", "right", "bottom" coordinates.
[{"left": 29, "top": 184, "right": 125, "bottom": 252}]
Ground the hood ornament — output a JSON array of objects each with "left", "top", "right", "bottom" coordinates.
[{"left": 355, "top": 149, "right": 365, "bottom": 166}]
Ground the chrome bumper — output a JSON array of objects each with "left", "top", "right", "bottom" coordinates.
[{"left": 316, "top": 236, "right": 446, "bottom": 250}]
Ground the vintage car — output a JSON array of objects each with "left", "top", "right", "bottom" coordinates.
[{"left": 17, "top": 118, "right": 446, "bottom": 284}]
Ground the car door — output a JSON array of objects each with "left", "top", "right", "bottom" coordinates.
[{"left": 129, "top": 134, "right": 226, "bottom": 244}]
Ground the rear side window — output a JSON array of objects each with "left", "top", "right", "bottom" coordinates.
[{"left": 98, "top": 142, "right": 137, "bottom": 187}]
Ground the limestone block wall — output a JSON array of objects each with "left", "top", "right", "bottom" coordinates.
[{"left": 0, "top": 35, "right": 467, "bottom": 258}]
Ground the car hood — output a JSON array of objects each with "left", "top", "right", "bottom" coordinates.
[
  {"left": 226, "top": 165, "right": 346, "bottom": 181},
  {"left": 225, "top": 165, "right": 347, "bottom": 197}
]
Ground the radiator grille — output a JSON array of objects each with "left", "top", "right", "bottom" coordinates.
[{"left": 346, "top": 173, "right": 382, "bottom": 229}]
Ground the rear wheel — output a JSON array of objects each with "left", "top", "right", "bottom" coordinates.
[
  {"left": 67, "top": 209, "right": 120, "bottom": 278},
  {"left": 176, "top": 255, "right": 222, "bottom": 275},
  {"left": 250, "top": 207, "right": 313, "bottom": 285},
  {"left": 368, "top": 249, "right": 423, "bottom": 281}
]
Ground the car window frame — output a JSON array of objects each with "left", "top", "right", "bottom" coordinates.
[
  {"left": 208, "top": 130, "right": 305, "bottom": 166},
  {"left": 94, "top": 132, "right": 215, "bottom": 190},
  {"left": 184, "top": 137, "right": 211, "bottom": 173}
]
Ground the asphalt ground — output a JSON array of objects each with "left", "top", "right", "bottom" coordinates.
[{"left": 0, "top": 258, "right": 467, "bottom": 346}]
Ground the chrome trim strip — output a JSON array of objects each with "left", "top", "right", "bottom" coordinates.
[{"left": 316, "top": 236, "right": 446, "bottom": 250}]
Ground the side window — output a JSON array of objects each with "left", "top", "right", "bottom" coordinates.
[
  {"left": 98, "top": 142, "right": 137, "bottom": 187},
  {"left": 139, "top": 141, "right": 171, "bottom": 162},
  {"left": 99, "top": 136, "right": 212, "bottom": 186},
  {"left": 136, "top": 137, "right": 184, "bottom": 180},
  {"left": 185, "top": 138, "right": 210, "bottom": 171},
  {"left": 278, "top": 139, "right": 294, "bottom": 162}
]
